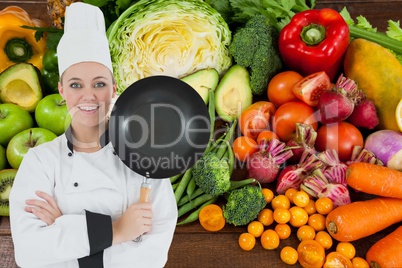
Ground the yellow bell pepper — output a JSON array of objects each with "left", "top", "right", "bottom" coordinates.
[{"left": 0, "top": 6, "right": 47, "bottom": 73}]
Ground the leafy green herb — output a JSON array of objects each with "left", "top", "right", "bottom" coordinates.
[
  {"left": 340, "top": 7, "right": 402, "bottom": 64},
  {"left": 21, "top": 26, "right": 63, "bottom": 50}
]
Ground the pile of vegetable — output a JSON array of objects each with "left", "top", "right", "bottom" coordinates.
[{"left": 3, "top": 0, "right": 402, "bottom": 267}]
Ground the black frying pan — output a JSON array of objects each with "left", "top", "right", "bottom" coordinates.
[{"left": 109, "top": 75, "right": 210, "bottom": 178}]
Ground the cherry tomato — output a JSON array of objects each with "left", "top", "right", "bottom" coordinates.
[
  {"left": 271, "top": 194, "right": 291, "bottom": 210},
  {"left": 261, "top": 188, "right": 275, "bottom": 203},
  {"left": 315, "top": 122, "right": 364, "bottom": 162},
  {"left": 293, "top": 191, "right": 310, "bottom": 208},
  {"left": 258, "top": 208, "right": 274, "bottom": 226},
  {"left": 239, "top": 101, "right": 276, "bottom": 140},
  {"left": 260, "top": 229, "right": 280, "bottom": 250},
  {"left": 351, "top": 257, "right": 370, "bottom": 268},
  {"left": 275, "top": 223, "right": 292, "bottom": 239},
  {"left": 273, "top": 101, "right": 318, "bottom": 142},
  {"left": 273, "top": 208, "right": 291, "bottom": 224},
  {"left": 297, "top": 240, "right": 326, "bottom": 268},
  {"left": 292, "top": 71, "right": 332, "bottom": 106},
  {"left": 308, "top": 213, "right": 326, "bottom": 232},
  {"left": 315, "top": 231, "right": 333, "bottom": 250},
  {"left": 232, "top": 136, "right": 258, "bottom": 162},
  {"left": 238, "top": 233, "right": 256, "bottom": 251},
  {"left": 247, "top": 221, "right": 264, "bottom": 238},
  {"left": 280, "top": 246, "right": 298, "bottom": 265},
  {"left": 289, "top": 206, "right": 309, "bottom": 227},
  {"left": 336, "top": 242, "right": 356, "bottom": 259},
  {"left": 267, "top": 71, "right": 302, "bottom": 107},
  {"left": 323, "top": 252, "right": 353, "bottom": 268},
  {"left": 315, "top": 197, "right": 334, "bottom": 215},
  {"left": 285, "top": 187, "right": 299, "bottom": 204},
  {"left": 256, "top": 130, "right": 279, "bottom": 145},
  {"left": 304, "top": 199, "right": 317, "bottom": 215},
  {"left": 297, "top": 225, "right": 316, "bottom": 241}
]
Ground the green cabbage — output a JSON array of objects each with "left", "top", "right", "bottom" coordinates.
[{"left": 107, "top": 0, "right": 232, "bottom": 94}]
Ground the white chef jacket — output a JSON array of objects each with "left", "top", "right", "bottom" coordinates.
[{"left": 9, "top": 128, "right": 178, "bottom": 268}]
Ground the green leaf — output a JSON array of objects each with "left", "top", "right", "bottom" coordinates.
[
  {"left": 356, "top": 15, "right": 377, "bottom": 32},
  {"left": 387, "top": 20, "right": 402, "bottom": 41},
  {"left": 339, "top": 7, "right": 354, "bottom": 26},
  {"left": 83, "top": 0, "right": 110, "bottom": 7}
]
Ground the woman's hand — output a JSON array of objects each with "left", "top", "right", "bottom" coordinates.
[
  {"left": 25, "top": 191, "right": 62, "bottom": 225},
  {"left": 112, "top": 202, "right": 153, "bottom": 245}
]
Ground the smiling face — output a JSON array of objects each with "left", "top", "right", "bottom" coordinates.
[{"left": 59, "top": 62, "right": 116, "bottom": 131}]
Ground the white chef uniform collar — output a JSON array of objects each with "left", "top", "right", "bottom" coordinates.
[{"left": 57, "top": 2, "right": 113, "bottom": 76}]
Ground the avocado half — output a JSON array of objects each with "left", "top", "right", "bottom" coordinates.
[
  {"left": 181, "top": 68, "right": 219, "bottom": 104},
  {"left": 214, "top": 65, "right": 253, "bottom": 122},
  {"left": 0, "top": 63, "right": 43, "bottom": 112}
]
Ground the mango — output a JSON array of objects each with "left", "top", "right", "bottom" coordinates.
[{"left": 343, "top": 38, "right": 402, "bottom": 131}]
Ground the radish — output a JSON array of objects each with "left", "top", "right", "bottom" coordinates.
[
  {"left": 301, "top": 169, "right": 351, "bottom": 208},
  {"left": 247, "top": 138, "right": 293, "bottom": 184},
  {"left": 347, "top": 99, "right": 379, "bottom": 129},
  {"left": 317, "top": 74, "right": 363, "bottom": 124},
  {"left": 364, "top": 130, "right": 402, "bottom": 171},
  {"left": 286, "top": 123, "right": 317, "bottom": 164},
  {"left": 275, "top": 152, "right": 323, "bottom": 194}
]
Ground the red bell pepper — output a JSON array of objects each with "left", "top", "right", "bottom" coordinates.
[{"left": 278, "top": 8, "right": 350, "bottom": 81}]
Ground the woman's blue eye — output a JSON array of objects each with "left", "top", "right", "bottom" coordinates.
[
  {"left": 70, "top": 83, "right": 81, "bottom": 88},
  {"left": 94, "top": 82, "right": 106, "bottom": 88}
]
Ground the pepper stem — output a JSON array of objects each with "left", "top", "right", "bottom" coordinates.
[
  {"left": 4, "top": 38, "right": 34, "bottom": 63},
  {"left": 300, "top": 24, "right": 326, "bottom": 46}
]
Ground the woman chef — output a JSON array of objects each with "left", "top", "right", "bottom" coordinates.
[{"left": 9, "top": 3, "right": 177, "bottom": 268}]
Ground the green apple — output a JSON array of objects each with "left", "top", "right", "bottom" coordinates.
[
  {"left": 0, "top": 145, "right": 6, "bottom": 170},
  {"left": 35, "top": 93, "right": 71, "bottom": 136},
  {"left": 6, "top": 128, "right": 57, "bottom": 169},
  {"left": 0, "top": 103, "right": 34, "bottom": 146}
]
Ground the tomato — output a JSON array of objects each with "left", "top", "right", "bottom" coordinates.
[
  {"left": 261, "top": 188, "right": 274, "bottom": 203},
  {"left": 351, "top": 257, "right": 370, "bottom": 268},
  {"left": 247, "top": 221, "right": 264, "bottom": 237},
  {"left": 336, "top": 242, "right": 356, "bottom": 259},
  {"left": 293, "top": 191, "right": 310, "bottom": 208},
  {"left": 257, "top": 208, "right": 274, "bottom": 226},
  {"left": 315, "top": 231, "right": 333, "bottom": 250},
  {"left": 273, "top": 208, "right": 291, "bottom": 224},
  {"left": 260, "top": 229, "right": 280, "bottom": 250},
  {"left": 297, "top": 225, "right": 316, "bottom": 241},
  {"left": 238, "top": 233, "right": 256, "bottom": 251},
  {"left": 324, "top": 252, "right": 353, "bottom": 268},
  {"left": 297, "top": 240, "right": 326, "bottom": 268},
  {"left": 315, "top": 197, "right": 334, "bottom": 215},
  {"left": 271, "top": 194, "right": 291, "bottom": 210},
  {"left": 315, "top": 122, "right": 364, "bottom": 162},
  {"left": 308, "top": 213, "right": 326, "bottom": 232},
  {"left": 275, "top": 223, "right": 292, "bottom": 239},
  {"left": 198, "top": 204, "right": 226, "bottom": 232},
  {"left": 292, "top": 71, "right": 332, "bottom": 106},
  {"left": 256, "top": 130, "right": 279, "bottom": 145},
  {"left": 232, "top": 136, "right": 258, "bottom": 162},
  {"left": 289, "top": 206, "right": 309, "bottom": 227},
  {"left": 285, "top": 188, "right": 299, "bottom": 204},
  {"left": 280, "top": 246, "right": 299, "bottom": 265},
  {"left": 304, "top": 199, "right": 317, "bottom": 215},
  {"left": 267, "top": 71, "right": 302, "bottom": 107},
  {"left": 239, "top": 101, "right": 276, "bottom": 140},
  {"left": 273, "top": 101, "right": 318, "bottom": 142}
]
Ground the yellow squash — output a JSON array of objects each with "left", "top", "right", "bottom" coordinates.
[{"left": 343, "top": 38, "right": 402, "bottom": 131}]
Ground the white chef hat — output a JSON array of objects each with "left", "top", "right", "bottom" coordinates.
[{"left": 57, "top": 2, "right": 113, "bottom": 76}]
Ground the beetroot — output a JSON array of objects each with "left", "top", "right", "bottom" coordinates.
[
  {"left": 286, "top": 123, "right": 317, "bottom": 164},
  {"left": 247, "top": 138, "right": 293, "bottom": 184},
  {"left": 317, "top": 74, "right": 362, "bottom": 124},
  {"left": 301, "top": 169, "right": 351, "bottom": 208},
  {"left": 317, "top": 149, "right": 347, "bottom": 186},
  {"left": 347, "top": 99, "right": 379, "bottom": 129},
  {"left": 276, "top": 152, "right": 323, "bottom": 194}
]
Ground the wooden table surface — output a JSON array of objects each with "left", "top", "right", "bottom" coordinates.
[{"left": 1, "top": 0, "right": 402, "bottom": 267}]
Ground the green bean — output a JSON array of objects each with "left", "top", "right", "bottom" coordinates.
[
  {"left": 226, "top": 141, "right": 235, "bottom": 176},
  {"left": 171, "top": 182, "right": 180, "bottom": 191},
  {"left": 229, "top": 178, "right": 256, "bottom": 190},
  {"left": 186, "top": 176, "right": 196, "bottom": 197},
  {"left": 205, "top": 89, "right": 216, "bottom": 151},
  {"left": 176, "top": 196, "right": 219, "bottom": 225},
  {"left": 177, "top": 187, "right": 205, "bottom": 207},
  {"left": 170, "top": 173, "right": 183, "bottom": 184},
  {"left": 174, "top": 168, "right": 193, "bottom": 204},
  {"left": 177, "top": 193, "right": 215, "bottom": 218}
]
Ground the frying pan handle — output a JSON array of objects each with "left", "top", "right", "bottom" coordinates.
[{"left": 133, "top": 179, "right": 151, "bottom": 243}]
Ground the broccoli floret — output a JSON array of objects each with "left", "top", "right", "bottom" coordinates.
[
  {"left": 229, "top": 14, "right": 283, "bottom": 95},
  {"left": 192, "top": 151, "right": 231, "bottom": 196},
  {"left": 222, "top": 185, "right": 267, "bottom": 226}
]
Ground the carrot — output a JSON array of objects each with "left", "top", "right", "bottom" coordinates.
[
  {"left": 346, "top": 162, "right": 402, "bottom": 198},
  {"left": 366, "top": 225, "right": 402, "bottom": 268},
  {"left": 325, "top": 197, "right": 402, "bottom": 242}
]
